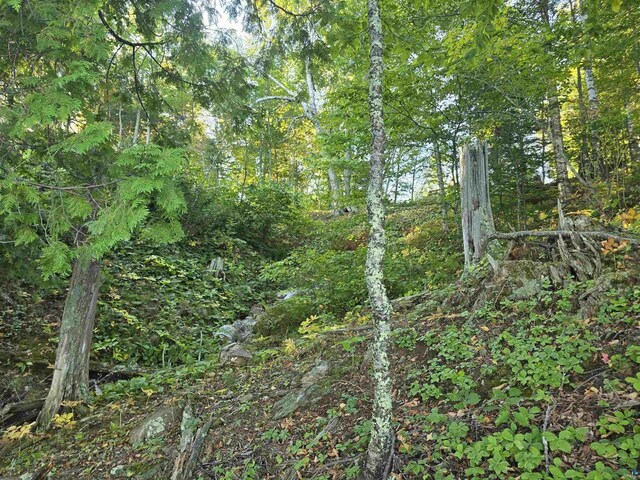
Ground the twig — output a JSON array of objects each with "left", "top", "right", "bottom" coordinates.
[
  {"left": 542, "top": 403, "right": 554, "bottom": 474},
  {"left": 266, "top": 0, "right": 322, "bottom": 17},
  {"left": 99, "top": 10, "right": 163, "bottom": 47}
]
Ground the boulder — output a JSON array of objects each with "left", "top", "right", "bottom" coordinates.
[
  {"left": 272, "top": 360, "right": 331, "bottom": 419},
  {"left": 129, "top": 404, "right": 183, "bottom": 445},
  {"left": 215, "top": 316, "right": 257, "bottom": 344},
  {"left": 219, "top": 343, "right": 252, "bottom": 367}
]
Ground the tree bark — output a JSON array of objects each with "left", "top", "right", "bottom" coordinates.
[
  {"left": 303, "top": 54, "right": 341, "bottom": 210},
  {"left": 626, "top": 101, "right": 640, "bottom": 165},
  {"left": 343, "top": 168, "right": 352, "bottom": 199},
  {"left": 460, "top": 140, "right": 495, "bottom": 269},
  {"left": 547, "top": 88, "right": 570, "bottom": 202},
  {"left": 576, "top": 67, "right": 592, "bottom": 178},
  {"left": 132, "top": 107, "right": 141, "bottom": 145},
  {"left": 328, "top": 166, "right": 340, "bottom": 210},
  {"left": 435, "top": 142, "right": 449, "bottom": 232},
  {"left": 361, "top": 0, "right": 394, "bottom": 478},
  {"left": 36, "top": 258, "right": 101, "bottom": 431},
  {"left": 583, "top": 64, "right": 606, "bottom": 178}
]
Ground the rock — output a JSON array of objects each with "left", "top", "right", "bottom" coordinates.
[
  {"left": 129, "top": 404, "right": 183, "bottom": 445},
  {"left": 230, "top": 317, "right": 257, "bottom": 343},
  {"left": 277, "top": 290, "right": 298, "bottom": 301},
  {"left": 109, "top": 465, "right": 129, "bottom": 477},
  {"left": 272, "top": 360, "right": 331, "bottom": 419},
  {"left": 214, "top": 324, "right": 236, "bottom": 342},
  {"left": 237, "top": 393, "right": 253, "bottom": 403},
  {"left": 219, "top": 343, "right": 252, "bottom": 367},
  {"left": 249, "top": 304, "right": 265, "bottom": 317},
  {"left": 301, "top": 360, "right": 330, "bottom": 387},
  {"left": 215, "top": 317, "right": 257, "bottom": 344}
]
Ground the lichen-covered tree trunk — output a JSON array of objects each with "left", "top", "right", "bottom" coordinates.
[
  {"left": 548, "top": 88, "right": 570, "bottom": 202},
  {"left": 460, "top": 140, "right": 495, "bottom": 269},
  {"left": 36, "top": 258, "right": 101, "bottom": 431},
  {"left": 362, "top": 0, "right": 394, "bottom": 477}
]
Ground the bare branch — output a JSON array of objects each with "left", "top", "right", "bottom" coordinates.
[
  {"left": 489, "top": 230, "right": 640, "bottom": 246},
  {"left": 265, "top": 0, "right": 322, "bottom": 17},
  {"left": 254, "top": 95, "right": 296, "bottom": 104},
  {"left": 99, "top": 10, "right": 163, "bottom": 48}
]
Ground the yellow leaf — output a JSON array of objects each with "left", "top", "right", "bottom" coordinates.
[{"left": 480, "top": 325, "right": 490, "bottom": 332}]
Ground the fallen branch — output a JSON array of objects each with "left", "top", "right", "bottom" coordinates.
[
  {"left": 0, "top": 398, "right": 45, "bottom": 425},
  {"left": 489, "top": 230, "right": 639, "bottom": 246},
  {"left": 171, "top": 406, "right": 213, "bottom": 480}
]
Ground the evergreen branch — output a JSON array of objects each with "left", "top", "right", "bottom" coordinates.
[
  {"left": 141, "top": 45, "right": 207, "bottom": 88},
  {"left": 99, "top": 10, "right": 164, "bottom": 48},
  {"left": 19, "top": 179, "right": 122, "bottom": 191}
]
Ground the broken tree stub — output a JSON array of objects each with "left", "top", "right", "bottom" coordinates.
[{"left": 460, "top": 140, "right": 495, "bottom": 269}]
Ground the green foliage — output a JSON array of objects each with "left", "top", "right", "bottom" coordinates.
[{"left": 254, "top": 296, "right": 316, "bottom": 337}]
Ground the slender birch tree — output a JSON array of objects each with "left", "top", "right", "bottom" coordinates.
[{"left": 362, "top": 0, "right": 394, "bottom": 477}]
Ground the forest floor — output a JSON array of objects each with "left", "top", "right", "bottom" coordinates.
[{"left": 1, "top": 202, "right": 640, "bottom": 480}]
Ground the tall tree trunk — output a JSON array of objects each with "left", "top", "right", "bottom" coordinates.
[
  {"left": 547, "top": 87, "right": 570, "bottom": 202},
  {"left": 540, "top": 127, "right": 547, "bottom": 183},
  {"left": 576, "top": 67, "right": 592, "bottom": 178},
  {"left": 517, "top": 138, "right": 527, "bottom": 230},
  {"left": 328, "top": 166, "right": 340, "bottom": 210},
  {"left": 451, "top": 137, "right": 459, "bottom": 186},
  {"left": 118, "top": 104, "right": 123, "bottom": 150},
  {"left": 435, "top": 142, "right": 449, "bottom": 232},
  {"left": 343, "top": 167, "right": 352, "bottom": 199},
  {"left": 36, "top": 258, "right": 101, "bottom": 431},
  {"left": 460, "top": 140, "right": 495, "bottom": 269},
  {"left": 410, "top": 166, "right": 416, "bottom": 201},
  {"left": 304, "top": 54, "right": 340, "bottom": 209},
  {"left": 132, "top": 107, "right": 141, "bottom": 145},
  {"left": 393, "top": 154, "right": 400, "bottom": 204},
  {"left": 583, "top": 64, "right": 606, "bottom": 178},
  {"left": 145, "top": 115, "right": 151, "bottom": 145},
  {"left": 626, "top": 101, "right": 640, "bottom": 165},
  {"left": 362, "top": 0, "right": 394, "bottom": 477}
]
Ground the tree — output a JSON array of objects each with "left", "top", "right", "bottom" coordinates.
[
  {"left": 0, "top": 0, "right": 239, "bottom": 430},
  {"left": 362, "top": 0, "right": 394, "bottom": 477}
]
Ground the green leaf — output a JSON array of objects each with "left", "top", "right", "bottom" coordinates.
[{"left": 39, "top": 241, "right": 73, "bottom": 278}]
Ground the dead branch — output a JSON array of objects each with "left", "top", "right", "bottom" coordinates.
[{"left": 489, "top": 230, "right": 639, "bottom": 246}]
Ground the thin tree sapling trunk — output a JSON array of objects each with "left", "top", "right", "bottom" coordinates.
[
  {"left": 36, "top": 257, "right": 101, "bottom": 431},
  {"left": 362, "top": 0, "right": 394, "bottom": 477}
]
